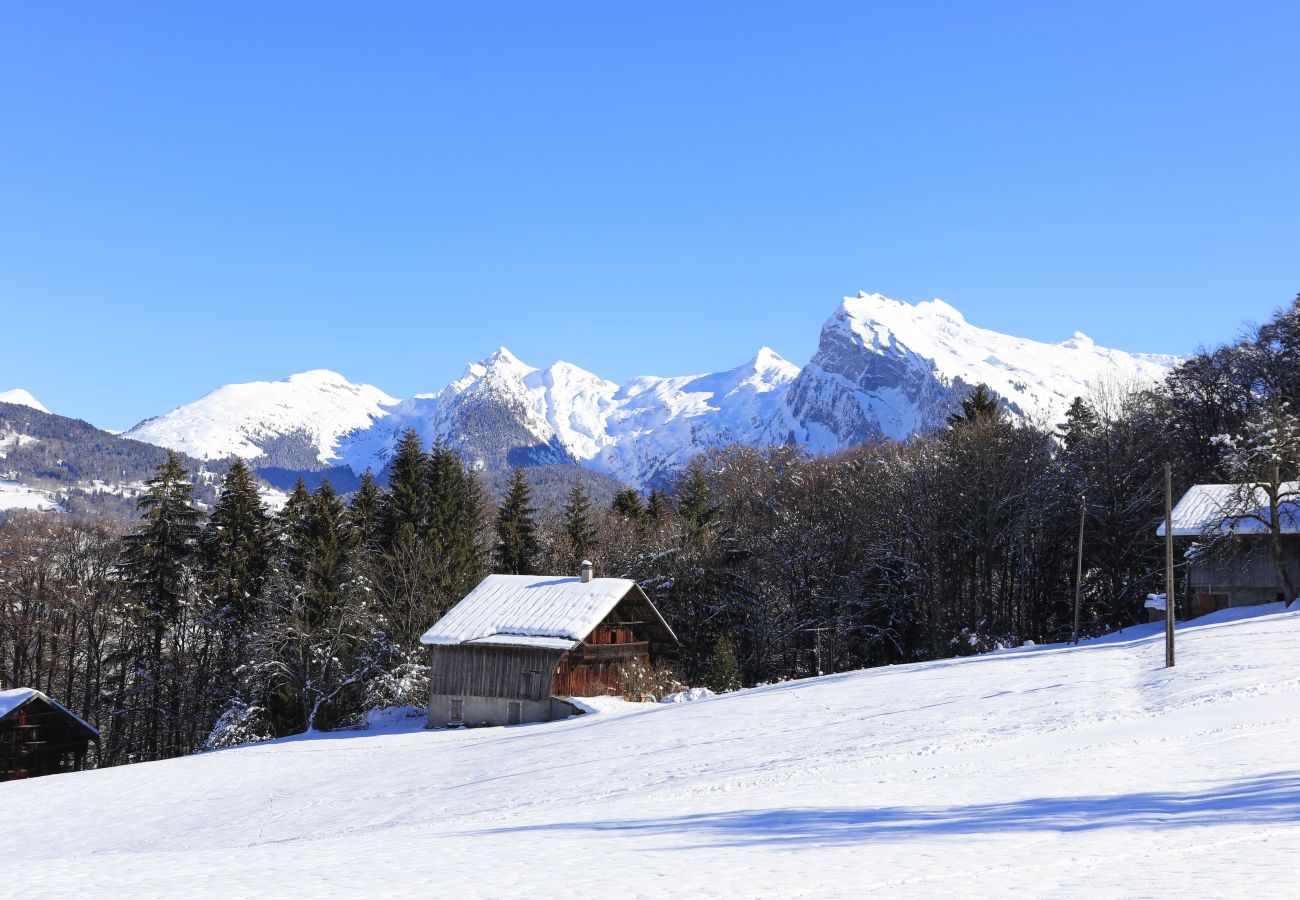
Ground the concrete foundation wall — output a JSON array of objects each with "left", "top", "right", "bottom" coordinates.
[
  {"left": 1189, "top": 584, "right": 1286, "bottom": 608},
  {"left": 427, "top": 693, "right": 580, "bottom": 729}
]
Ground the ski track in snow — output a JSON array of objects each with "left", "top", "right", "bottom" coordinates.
[{"left": 5, "top": 607, "right": 1300, "bottom": 898}]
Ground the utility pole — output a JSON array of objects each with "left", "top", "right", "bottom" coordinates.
[
  {"left": 1073, "top": 496, "right": 1086, "bottom": 644},
  {"left": 1165, "top": 462, "right": 1176, "bottom": 668}
]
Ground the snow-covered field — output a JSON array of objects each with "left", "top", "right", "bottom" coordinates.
[
  {"left": 0, "top": 479, "right": 60, "bottom": 512},
  {"left": 6, "top": 606, "right": 1300, "bottom": 898}
]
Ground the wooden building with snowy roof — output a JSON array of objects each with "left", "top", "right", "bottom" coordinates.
[
  {"left": 1157, "top": 481, "right": 1300, "bottom": 617},
  {"left": 420, "top": 562, "right": 678, "bottom": 727},
  {"left": 0, "top": 688, "right": 98, "bottom": 782}
]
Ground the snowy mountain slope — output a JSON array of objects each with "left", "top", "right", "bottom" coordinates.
[
  {"left": 126, "top": 370, "right": 398, "bottom": 469},
  {"left": 771, "top": 293, "right": 1181, "bottom": 452},
  {"left": 0, "top": 388, "right": 50, "bottom": 414},
  {"left": 0, "top": 400, "right": 240, "bottom": 523},
  {"left": 116, "top": 292, "right": 1177, "bottom": 489},
  {"left": 7, "top": 605, "right": 1300, "bottom": 897},
  {"left": 336, "top": 346, "right": 800, "bottom": 487}
]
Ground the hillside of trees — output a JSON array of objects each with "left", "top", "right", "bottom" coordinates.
[{"left": 2, "top": 295, "right": 1297, "bottom": 769}]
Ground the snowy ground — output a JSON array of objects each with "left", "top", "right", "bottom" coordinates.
[
  {"left": 5, "top": 606, "right": 1300, "bottom": 898},
  {"left": 0, "top": 479, "right": 60, "bottom": 512}
]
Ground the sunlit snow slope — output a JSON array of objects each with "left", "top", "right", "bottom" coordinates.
[
  {"left": 119, "top": 293, "right": 1177, "bottom": 488},
  {"left": 772, "top": 293, "right": 1181, "bottom": 452},
  {"left": 0, "top": 388, "right": 50, "bottom": 414},
  {"left": 6, "top": 606, "right": 1299, "bottom": 898},
  {"left": 125, "top": 370, "right": 397, "bottom": 465}
]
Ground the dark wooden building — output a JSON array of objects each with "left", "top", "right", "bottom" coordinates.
[
  {"left": 420, "top": 565, "right": 678, "bottom": 727},
  {"left": 1157, "top": 482, "right": 1300, "bottom": 618},
  {"left": 0, "top": 688, "right": 99, "bottom": 782}
]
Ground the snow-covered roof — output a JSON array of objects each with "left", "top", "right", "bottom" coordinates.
[
  {"left": 420, "top": 574, "right": 677, "bottom": 649},
  {"left": 0, "top": 687, "right": 36, "bottom": 719},
  {"left": 1157, "top": 482, "right": 1300, "bottom": 537},
  {"left": 0, "top": 687, "right": 99, "bottom": 738}
]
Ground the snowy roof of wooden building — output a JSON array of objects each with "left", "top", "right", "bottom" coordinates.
[
  {"left": 0, "top": 687, "right": 99, "bottom": 740},
  {"left": 420, "top": 574, "right": 678, "bottom": 651},
  {"left": 1157, "top": 482, "right": 1300, "bottom": 538}
]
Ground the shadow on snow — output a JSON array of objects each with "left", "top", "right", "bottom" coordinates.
[{"left": 464, "top": 771, "right": 1300, "bottom": 848}]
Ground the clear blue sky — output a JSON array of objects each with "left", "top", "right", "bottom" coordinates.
[{"left": 1, "top": 2, "right": 1297, "bottom": 430}]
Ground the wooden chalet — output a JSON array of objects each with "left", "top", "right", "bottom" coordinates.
[
  {"left": 1156, "top": 482, "right": 1300, "bottom": 618},
  {"left": 0, "top": 688, "right": 98, "bottom": 782},
  {"left": 420, "top": 562, "right": 678, "bottom": 727}
]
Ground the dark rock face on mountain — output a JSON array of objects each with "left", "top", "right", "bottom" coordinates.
[{"left": 18, "top": 292, "right": 1178, "bottom": 512}]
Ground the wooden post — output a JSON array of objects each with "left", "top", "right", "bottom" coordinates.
[
  {"left": 1165, "top": 462, "right": 1176, "bottom": 668},
  {"left": 1073, "top": 496, "right": 1086, "bottom": 644}
]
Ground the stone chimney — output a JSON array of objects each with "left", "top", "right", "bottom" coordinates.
[{"left": 580, "top": 560, "right": 593, "bottom": 583}]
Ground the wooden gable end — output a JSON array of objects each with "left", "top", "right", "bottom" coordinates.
[{"left": 551, "top": 587, "right": 676, "bottom": 697}]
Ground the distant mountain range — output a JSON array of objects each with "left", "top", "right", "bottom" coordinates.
[{"left": 2, "top": 292, "right": 1182, "bottom": 520}]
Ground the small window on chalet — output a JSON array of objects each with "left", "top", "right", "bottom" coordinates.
[
  {"left": 519, "top": 670, "right": 542, "bottom": 697},
  {"left": 507, "top": 701, "right": 522, "bottom": 726},
  {"left": 449, "top": 698, "right": 464, "bottom": 724}
]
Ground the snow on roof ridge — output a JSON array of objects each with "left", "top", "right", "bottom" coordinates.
[
  {"left": 0, "top": 686, "right": 99, "bottom": 737},
  {"left": 1158, "top": 481, "right": 1300, "bottom": 537},
  {"left": 420, "top": 573, "right": 666, "bottom": 647}
]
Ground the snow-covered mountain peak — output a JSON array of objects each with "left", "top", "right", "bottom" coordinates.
[
  {"left": 0, "top": 389, "right": 50, "bottom": 414},
  {"left": 747, "top": 347, "right": 800, "bottom": 380},
  {"left": 114, "top": 290, "right": 1181, "bottom": 490},
  {"left": 538, "top": 360, "right": 619, "bottom": 394},
  {"left": 1059, "top": 331, "right": 1096, "bottom": 349},
  {"left": 283, "top": 369, "right": 354, "bottom": 386},
  {"left": 776, "top": 291, "right": 1180, "bottom": 451},
  {"left": 456, "top": 347, "right": 539, "bottom": 387},
  {"left": 835, "top": 291, "right": 974, "bottom": 350},
  {"left": 126, "top": 372, "right": 397, "bottom": 465}
]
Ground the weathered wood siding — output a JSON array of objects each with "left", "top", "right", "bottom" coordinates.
[
  {"left": 428, "top": 645, "right": 567, "bottom": 702},
  {"left": 1189, "top": 536, "right": 1300, "bottom": 605},
  {"left": 0, "top": 697, "right": 93, "bottom": 782}
]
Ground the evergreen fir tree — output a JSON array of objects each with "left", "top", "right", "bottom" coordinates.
[
  {"left": 119, "top": 450, "right": 203, "bottom": 759},
  {"left": 452, "top": 464, "right": 487, "bottom": 589},
  {"left": 201, "top": 459, "right": 273, "bottom": 632},
  {"left": 276, "top": 478, "right": 313, "bottom": 574},
  {"left": 647, "top": 488, "right": 676, "bottom": 525},
  {"left": 426, "top": 442, "right": 485, "bottom": 616},
  {"left": 496, "top": 467, "right": 539, "bottom": 575},
  {"left": 122, "top": 450, "right": 204, "bottom": 625},
  {"left": 256, "top": 477, "right": 389, "bottom": 734},
  {"left": 426, "top": 441, "right": 467, "bottom": 558},
  {"left": 677, "top": 462, "right": 719, "bottom": 543},
  {"left": 379, "top": 428, "right": 429, "bottom": 551},
  {"left": 1059, "top": 396, "right": 1099, "bottom": 453},
  {"left": 562, "top": 475, "right": 597, "bottom": 571},
  {"left": 707, "top": 635, "right": 742, "bottom": 692},
  {"left": 611, "top": 488, "right": 647, "bottom": 525},
  {"left": 283, "top": 479, "right": 359, "bottom": 630},
  {"left": 348, "top": 470, "right": 383, "bottom": 552},
  {"left": 947, "top": 383, "right": 1003, "bottom": 427}
]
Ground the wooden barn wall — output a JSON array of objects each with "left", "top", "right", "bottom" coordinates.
[
  {"left": 1190, "top": 537, "right": 1300, "bottom": 594},
  {"left": 0, "top": 698, "right": 93, "bottom": 782},
  {"left": 428, "top": 646, "right": 567, "bottom": 701}
]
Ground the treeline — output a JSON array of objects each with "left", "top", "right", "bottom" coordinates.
[
  {"left": 3, "top": 295, "right": 1298, "bottom": 767},
  {"left": 0, "top": 433, "right": 495, "bottom": 763}
]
